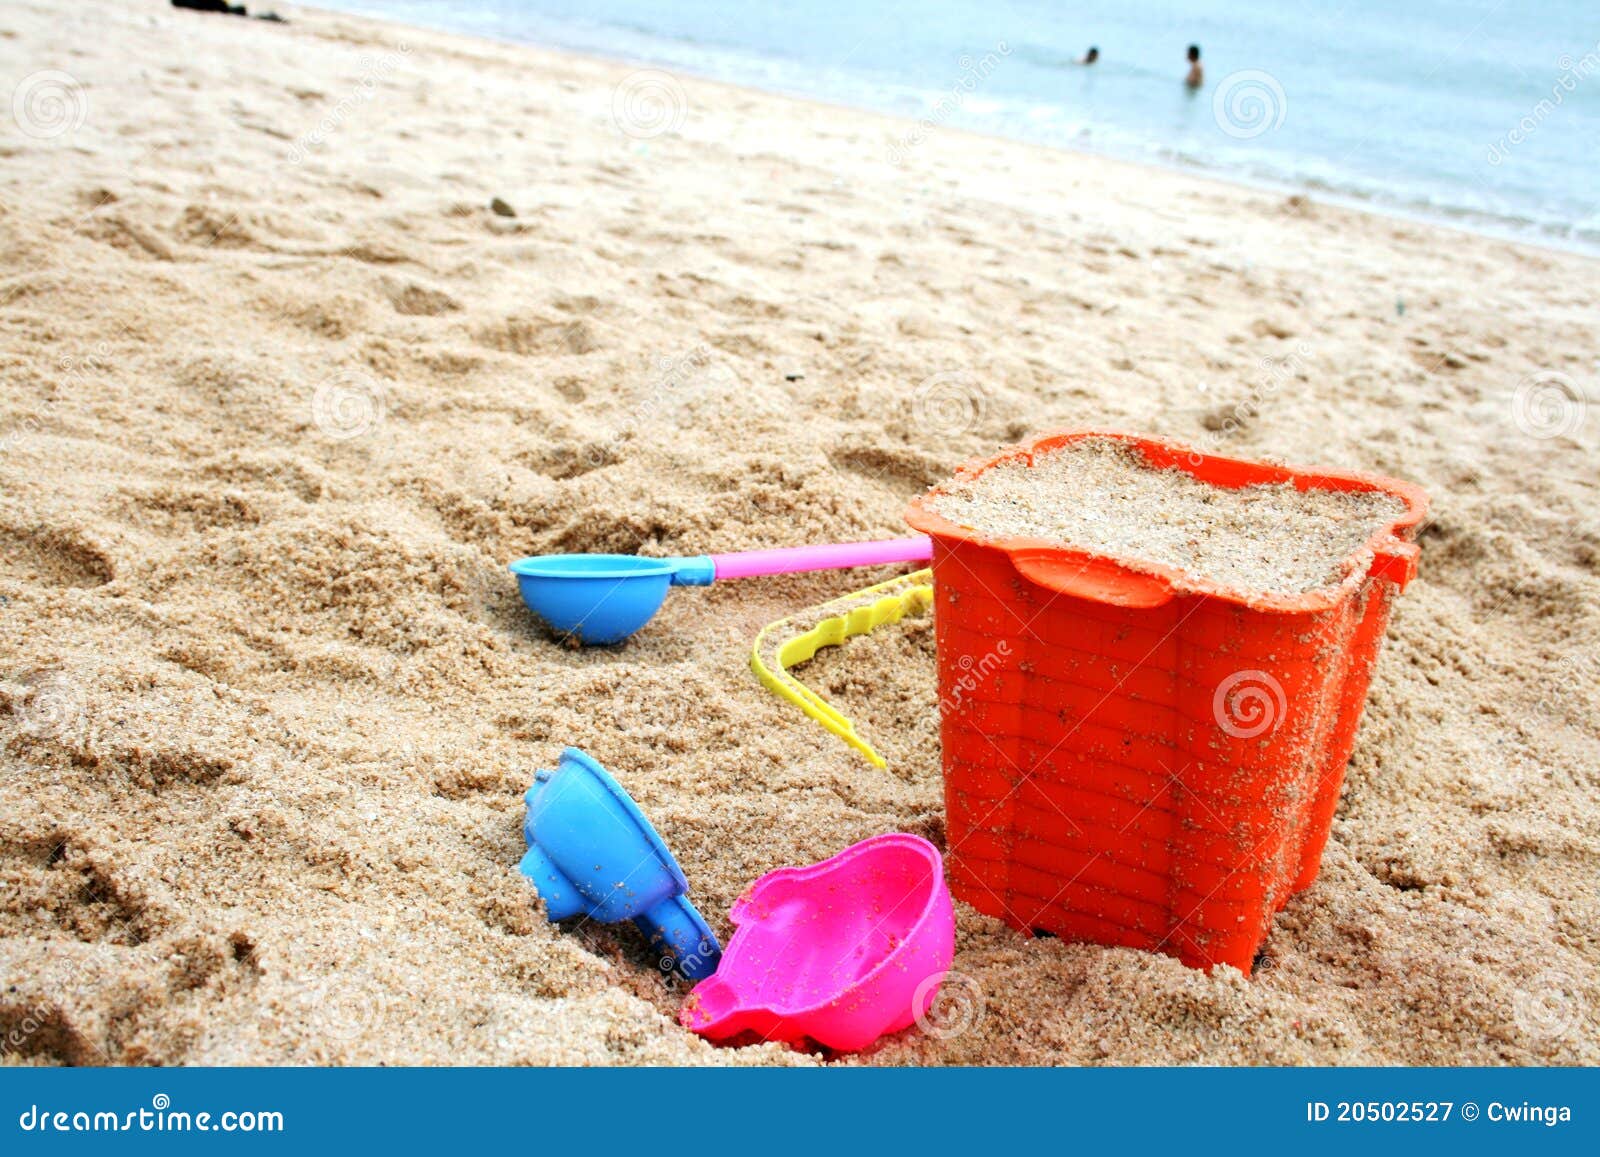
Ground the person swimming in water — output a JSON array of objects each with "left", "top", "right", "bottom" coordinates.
[
  {"left": 1080, "top": 46, "right": 1099, "bottom": 65},
  {"left": 1185, "top": 44, "right": 1203, "bottom": 88}
]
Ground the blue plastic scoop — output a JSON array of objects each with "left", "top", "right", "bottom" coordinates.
[
  {"left": 519, "top": 747, "right": 721, "bottom": 980},
  {"left": 508, "top": 537, "right": 931, "bottom": 645}
]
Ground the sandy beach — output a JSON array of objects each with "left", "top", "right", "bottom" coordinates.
[{"left": 1, "top": 0, "right": 1597, "bottom": 1065}]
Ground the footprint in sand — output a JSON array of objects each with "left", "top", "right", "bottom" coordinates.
[
  {"left": 173, "top": 203, "right": 257, "bottom": 250},
  {"left": 0, "top": 522, "right": 114, "bottom": 588},
  {"left": 379, "top": 276, "right": 460, "bottom": 317},
  {"left": 475, "top": 314, "right": 603, "bottom": 356}
]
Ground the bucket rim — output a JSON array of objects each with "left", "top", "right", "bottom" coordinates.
[{"left": 904, "top": 428, "right": 1429, "bottom": 613}]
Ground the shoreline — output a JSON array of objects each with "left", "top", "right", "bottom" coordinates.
[{"left": 307, "top": 2, "right": 1600, "bottom": 260}]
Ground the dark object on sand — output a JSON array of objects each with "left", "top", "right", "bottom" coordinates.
[
  {"left": 490, "top": 197, "right": 517, "bottom": 218},
  {"left": 172, "top": 0, "right": 248, "bottom": 13},
  {"left": 170, "top": 0, "right": 287, "bottom": 20}
]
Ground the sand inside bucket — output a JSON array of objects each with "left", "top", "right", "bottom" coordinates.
[{"left": 927, "top": 438, "right": 1408, "bottom": 595}]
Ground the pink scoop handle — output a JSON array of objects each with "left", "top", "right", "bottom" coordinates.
[{"left": 709, "top": 536, "right": 931, "bottom": 581}]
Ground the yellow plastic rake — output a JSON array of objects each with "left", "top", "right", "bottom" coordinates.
[{"left": 750, "top": 568, "right": 934, "bottom": 768}]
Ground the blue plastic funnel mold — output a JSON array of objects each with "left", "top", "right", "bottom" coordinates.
[
  {"left": 518, "top": 747, "right": 722, "bottom": 980},
  {"left": 507, "top": 555, "right": 714, "bottom": 646}
]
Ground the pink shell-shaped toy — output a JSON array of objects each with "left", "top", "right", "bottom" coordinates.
[{"left": 679, "top": 833, "right": 955, "bottom": 1052}]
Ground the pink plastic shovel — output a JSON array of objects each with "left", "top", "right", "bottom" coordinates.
[
  {"left": 679, "top": 833, "right": 955, "bottom": 1052},
  {"left": 508, "top": 537, "right": 932, "bottom": 644}
]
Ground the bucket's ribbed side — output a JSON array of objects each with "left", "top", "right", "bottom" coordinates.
[
  {"left": 1167, "top": 598, "right": 1344, "bottom": 969},
  {"left": 1012, "top": 594, "right": 1183, "bottom": 948},
  {"left": 937, "top": 539, "right": 1188, "bottom": 951},
  {"left": 1291, "top": 578, "right": 1397, "bottom": 892},
  {"left": 937, "top": 561, "right": 1398, "bottom": 972},
  {"left": 934, "top": 539, "right": 1025, "bottom": 928}
]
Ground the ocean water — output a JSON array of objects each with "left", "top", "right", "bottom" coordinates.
[{"left": 323, "top": 0, "right": 1600, "bottom": 250}]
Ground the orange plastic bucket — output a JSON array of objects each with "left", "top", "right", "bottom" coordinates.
[{"left": 903, "top": 430, "right": 1428, "bottom": 972}]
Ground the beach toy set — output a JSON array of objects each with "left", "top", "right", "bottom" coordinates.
[
  {"left": 510, "top": 427, "right": 1426, "bottom": 1033},
  {"left": 510, "top": 534, "right": 957, "bottom": 1050}
]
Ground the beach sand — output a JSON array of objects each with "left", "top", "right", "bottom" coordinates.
[{"left": 1, "top": 0, "right": 1596, "bottom": 1065}]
